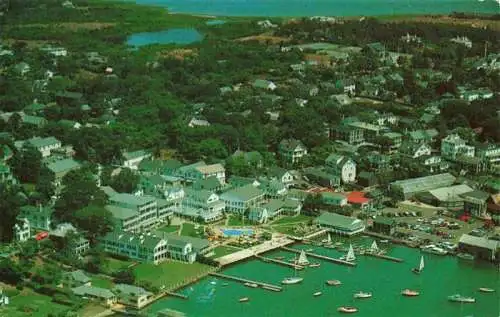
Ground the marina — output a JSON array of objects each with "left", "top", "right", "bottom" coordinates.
[
  {"left": 281, "top": 246, "right": 356, "bottom": 267},
  {"left": 254, "top": 255, "right": 304, "bottom": 270},
  {"left": 208, "top": 272, "right": 282, "bottom": 292}
]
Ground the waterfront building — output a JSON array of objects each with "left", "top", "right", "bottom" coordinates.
[
  {"left": 371, "top": 217, "right": 396, "bottom": 235},
  {"left": 72, "top": 285, "right": 116, "bottom": 306},
  {"left": 180, "top": 188, "right": 225, "bottom": 222},
  {"left": 460, "top": 190, "right": 490, "bottom": 218},
  {"left": 303, "top": 167, "right": 340, "bottom": 188},
  {"left": 113, "top": 284, "right": 153, "bottom": 309},
  {"left": 100, "top": 231, "right": 169, "bottom": 264},
  {"left": 458, "top": 234, "right": 499, "bottom": 262},
  {"left": 220, "top": 184, "right": 265, "bottom": 214},
  {"left": 416, "top": 184, "right": 473, "bottom": 209},
  {"left": 390, "top": 173, "right": 456, "bottom": 200},
  {"left": 441, "top": 134, "right": 475, "bottom": 160},
  {"left": 315, "top": 212, "right": 365, "bottom": 236}
]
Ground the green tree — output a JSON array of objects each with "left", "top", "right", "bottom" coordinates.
[
  {"left": 10, "top": 143, "right": 42, "bottom": 183},
  {"left": 0, "top": 184, "right": 22, "bottom": 242},
  {"left": 35, "top": 166, "right": 55, "bottom": 202},
  {"left": 113, "top": 269, "right": 135, "bottom": 284},
  {"left": 110, "top": 168, "right": 139, "bottom": 193},
  {"left": 73, "top": 205, "right": 114, "bottom": 243}
]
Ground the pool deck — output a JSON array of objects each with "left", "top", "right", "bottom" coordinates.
[{"left": 217, "top": 236, "right": 295, "bottom": 266}]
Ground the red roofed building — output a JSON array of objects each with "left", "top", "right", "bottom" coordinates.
[{"left": 346, "top": 191, "right": 372, "bottom": 211}]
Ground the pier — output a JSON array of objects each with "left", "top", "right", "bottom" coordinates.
[
  {"left": 364, "top": 252, "right": 404, "bottom": 262},
  {"left": 281, "top": 247, "right": 356, "bottom": 267},
  {"left": 209, "top": 272, "right": 282, "bottom": 292},
  {"left": 165, "top": 291, "right": 189, "bottom": 299},
  {"left": 254, "top": 255, "right": 304, "bottom": 269}
]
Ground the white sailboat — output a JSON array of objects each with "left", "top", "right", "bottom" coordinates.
[
  {"left": 412, "top": 256, "right": 424, "bottom": 274},
  {"left": 370, "top": 240, "right": 379, "bottom": 254},
  {"left": 282, "top": 256, "right": 304, "bottom": 285},
  {"left": 297, "top": 250, "right": 310, "bottom": 266},
  {"left": 341, "top": 244, "right": 356, "bottom": 262}
]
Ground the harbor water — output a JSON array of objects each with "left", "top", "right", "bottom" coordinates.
[{"left": 146, "top": 241, "right": 499, "bottom": 317}]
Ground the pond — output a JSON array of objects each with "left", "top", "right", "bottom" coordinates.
[{"left": 126, "top": 28, "right": 203, "bottom": 47}]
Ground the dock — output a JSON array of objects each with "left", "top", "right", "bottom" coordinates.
[
  {"left": 364, "top": 252, "right": 404, "bottom": 263},
  {"left": 254, "top": 255, "right": 304, "bottom": 269},
  {"left": 165, "top": 291, "right": 189, "bottom": 299},
  {"left": 281, "top": 247, "right": 356, "bottom": 267},
  {"left": 209, "top": 272, "right": 282, "bottom": 292}
]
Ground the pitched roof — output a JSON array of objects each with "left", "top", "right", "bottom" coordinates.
[
  {"left": 195, "top": 163, "right": 224, "bottom": 175},
  {"left": 123, "top": 150, "right": 149, "bottom": 161},
  {"left": 102, "top": 231, "right": 164, "bottom": 250},
  {"left": 373, "top": 216, "right": 396, "bottom": 226},
  {"left": 221, "top": 184, "right": 264, "bottom": 202},
  {"left": 346, "top": 191, "right": 371, "bottom": 204},
  {"left": 113, "top": 284, "right": 152, "bottom": 296},
  {"left": 27, "top": 136, "right": 60, "bottom": 148},
  {"left": 72, "top": 285, "right": 115, "bottom": 299},
  {"left": 391, "top": 173, "right": 456, "bottom": 194},
  {"left": 460, "top": 190, "right": 490, "bottom": 202},
  {"left": 65, "top": 270, "right": 91, "bottom": 283},
  {"left": 428, "top": 184, "right": 473, "bottom": 202},
  {"left": 459, "top": 234, "right": 500, "bottom": 251},
  {"left": 163, "top": 233, "right": 209, "bottom": 251},
  {"left": 110, "top": 193, "right": 156, "bottom": 207},
  {"left": 47, "top": 158, "right": 81, "bottom": 174},
  {"left": 315, "top": 212, "right": 364, "bottom": 230},
  {"left": 279, "top": 139, "right": 305, "bottom": 152},
  {"left": 192, "top": 176, "right": 222, "bottom": 191}
]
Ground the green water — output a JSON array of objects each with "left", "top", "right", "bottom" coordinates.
[{"left": 146, "top": 240, "right": 499, "bottom": 317}]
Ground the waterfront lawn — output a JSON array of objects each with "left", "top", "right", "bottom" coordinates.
[
  {"left": 103, "top": 257, "right": 135, "bottom": 275},
  {"left": 210, "top": 245, "right": 240, "bottom": 258},
  {"left": 78, "top": 303, "right": 109, "bottom": 317},
  {"left": 227, "top": 215, "right": 247, "bottom": 226},
  {"left": 91, "top": 276, "right": 114, "bottom": 289},
  {"left": 134, "top": 261, "right": 211, "bottom": 289},
  {"left": 0, "top": 289, "right": 67, "bottom": 317},
  {"left": 157, "top": 225, "right": 181, "bottom": 234},
  {"left": 271, "top": 214, "right": 313, "bottom": 225},
  {"left": 180, "top": 223, "right": 205, "bottom": 238}
]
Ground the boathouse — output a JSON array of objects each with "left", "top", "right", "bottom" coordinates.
[
  {"left": 314, "top": 212, "right": 365, "bottom": 236},
  {"left": 458, "top": 234, "right": 499, "bottom": 262},
  {"left": 371, "top": 217, "right": 396, "bottom": 235}
]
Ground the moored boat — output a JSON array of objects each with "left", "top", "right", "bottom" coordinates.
[
  {"left": 313, "top": 291, "right": 322, "bottom": 297},
  {"left": 421, "top": 245, "right": 447, "bottom": 255},
  {"left": 338, "top": 306, "right": 358, "bottom": 313},
  {"left": 478, "top": 287, "right": 495, "bottom": 293},
  {"left": 457, "top": 253, "right": 475, "bottom": 261},
  {"left": 401, "top": 289, "right": 420, "bottom": 297},
  {"left": 412, "top": 256, "right": 425, "bottom": 274},
  {"left": 354, "top": 291, "right": 372, "bottom": 299},
  {"left": 296, "top": 250, "right": 310, "bottom": 266},
  {"left": 448, "top": 294, "right": 475, "bottom": 303},
  {"left": 340, "top": 244, "right": 356, "bottom": 262},
  {"left": 281, "top": 277, "right": 303, "bottom": 285},
  {"left": 326, "top": 279, "right": 342, "bottom": 286},
  {"left": 244, "top": 282, "right": 258, "bottom": 288},
  {"left": 309, "top": 263, "right": 321, "bottom": 268},
  {"left": 306, "top": 248, "right": 314, "bottom": 252},
  {"left": 239, "top": 297, "right": 249, "bottom": 302}
]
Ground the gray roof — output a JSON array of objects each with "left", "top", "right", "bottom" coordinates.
[
  {"left": 460, "top": 190, "right": 490, "bottom": 202},
  {"left": 110, "top": 193, "right": 156, "bottom": 207},
  {"left": 105, "top": 204, "right": 139, "bottom": 220},
  {"left": 113, "top": 284, "right": 151, "bottom": 296},
  {"left": 65, "top": 270, "right": 91, "bottom": 283},
  {"left": 102, "top": 231, "right": 164, "bottom": 250},
  {"left": 428, "top": 184, "right": 473, "bottom": 202},
  {"left": 27, "top": 136, "right": 60, "bottom": 148},
  {"left": 72, "top": 285, "right": 115, "bottom": 299},
  {"left": 459, "top": 234, "right": 500, "bottom": 251},
  {"left": 221, "top": 184, "right": 264, "bottom": 202},
  {"left": 164, "top": 233, "right": 209, "bottom": 251},
  {"left": 391, "top": 173, "right": 456, "bottom": 194},
  {"left": 47, "top": 158, "right": 81, "bottom": 174},
  {"left": 315, "top": 212, "right": 365, "bottom": 231},
  {"left": 123, "top": 150, "right": 149, "bottom": 161}
]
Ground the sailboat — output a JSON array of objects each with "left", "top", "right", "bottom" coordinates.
[
  {"left": 297, "top": 250, "right": 309, "bottom": 266},
  {"left": 282, "top": 256, "right": 304, "bottom": 285},
  {"left": 412, "top": 256, "right": 424, "bottom": 274},
  {"left": 341, "top": 244, "right": 356, "bottom": 262},
  {"left": 369, "top": 240, "right": 379, "bottom": 254}
]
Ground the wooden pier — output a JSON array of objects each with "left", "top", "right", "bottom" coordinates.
[
  {"left": 209, "top": 272, "right": 282, "bottom": 292},
  {"left": 364, "top": 252, "right": 404, "bottom": 263},
  {"left": 281, "top": 247, "right": 356, "bottom": 267},
  {"left": 254, "top": 255, "right": 304, "bottom": 269},
  {"left": 165, "top": 291, "right": 189, "bottom": 299}
]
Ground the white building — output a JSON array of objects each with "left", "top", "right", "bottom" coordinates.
[
  {"left": 106, "top": 193, "right": 158, "bottom": 231},
  {"left": 181, "top": 188, "right": 225, "bottom": 222},
  {"left": 122, "top": 150, "right": 151, "bottom": 170},
  {"left": 20, "top": 136, "right": 62, "bottom": 157},
  {"left": 220, "top": 184, "right": 265, "bottom": 214},
  {"left": 14, "top": 218, "right": 31, "bottom": 242},
  {"left": 278, "top": 139, "right": 308, "bottom": 164},
  {"left": 177, "top": 162, "right": 226, "bottom": 184},
  {"left": 325, "top": 154, "right": 356, "bottom": 183},
  {"left": 450, "top": 36, "right": 472, "bottom": 48},
  {"left": 441, "top": 134, "right": 475, "bottom": 160}
]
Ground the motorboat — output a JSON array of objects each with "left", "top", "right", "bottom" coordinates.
[
  {"left": 421, "top": 245, "right": 447, "bottom": 255},
  {"left": 354, "top": 291, "right": 372, "bottom": 299},
  {"left": 306, "top": 248, "right": 314, "bottom": 252},
  {"left": 401, "top": 289, "right": 420, "bottom": 297},
  {"left": 239, "top": 297, "right": 249, "bottom": 302},
  {"left": 222, "top": 283, "right": 229, "bottom": 287},
  {"left": 326, "top": 279, "right": 342, "bottom": 286},
  {"left": 313, "top": 291, "right": 322, "bottom": 297},
  {"left": 380, "top": 239, "right": 389, "bottom": 243},
  {"left": 478, "top": 288, "right": 495, "bottom": 293},
  {"left": 448, "top": 294, "right": 475, "bottom": 303},
  {"left": 338, "top": 306, "right": 358, "bottom": 313},
  {"left": 309, "top": 263, "right": 321, "bottom": 268},
  {"left": 281, "top": 277, "right": 303, "bottom": 285},
  {"left": 412, "top": 256, "right": 425, "bottom": 274},
  {"left": 244, "top": 282, "right": 258, "bottom": 288},
  {"left": 457, "top": 253, "right": 475, "bottom": 261}
]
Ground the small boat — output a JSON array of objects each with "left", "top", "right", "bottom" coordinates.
[
  {"left": 448, "top": 294, "right": 475, "bottom": 303},
  {"left": 354, "top": 291, "right": 372, "bottom": 299},
  {"left": 239, "top": 297, "right": 249, "bottom": 302},
  {"left": 338, "top": 306, "right": 358, "bottom": 314},
  {"left": 401, "top": 289, "right": 420, "bottom": 297},
  {"left": 412, "top": 256, "right": 425, "bottom": 274},
  {"left": 457, "top": 253, "right": 475, "bottom": 261},
  {"left": 281, "top": 277, "right": 303, "bottom": 285},
  {"left": 380, "top": 239, "right": 389, "bottom": 243},
  {"left": 210, "top": 281, "right": 217, "bottom": 285},
  {"left": 326, "top": 279, "right": 342, "bottom": 286},
  {"left": 313, "top": 291, "right": 322, "bottom": 297},
  {"left": 222, "top": 283, "right": 229, "bottom": 287},
  {"left": 244, "top": 282, "right": 258, "bottom": 288},
  {"left": 306, "top": 248, "right": 314, "bottom": 252},
  {"left": 309, "top": 263, "right": 321, "bottom": 268},
  {"left": 478, "top": 287, "right": 495, "bottom": 293},
  {"left": 421, "top": 245, "right": 447, "bottom": 255}
]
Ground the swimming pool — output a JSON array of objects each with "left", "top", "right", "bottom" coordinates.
[{"left": 220, "top": 228, "right": 254, "bottom": 237}]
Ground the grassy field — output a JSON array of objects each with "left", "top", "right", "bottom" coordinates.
[
  {"left": 134, "top": 261, "right": 212, "bottom": 289},
  {"left": 157, "top": 225, "right": 181, "bottom": 234},
  {"left": 0, "top": 289, "right": 67, "bottom": 317},
  {"left": 271, "top": 225, "right": 298, "bottom": 236},
  {"left": 210, "top": 245, "right": 240, "bottom": 258},
  {"left": 180, "top": 223, "right": 205, "bottom": 238},
  {"left": 91, "top": 276, "right": 114, "bottom": 289},
  {"left": 227, "top": 215, "right": 248, "bottom": 226},
  {"left": 271, "top": 214, "right": 313, "bottom": 225},
  {"left": 103, "top": 257, "right": 135, "bottom": 275}
]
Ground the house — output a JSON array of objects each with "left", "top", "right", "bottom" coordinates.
[
  {"left": 441, "top": 134, "right": 475, "bottom": 160},
  {"left": 421, "top": 155, "right": 449, "bottom": 173},
  {"left": 40, "top": 46, "right": 67, "bottom": 57},
  {"left": 367, "top": 152, "right": 391, "bottom": 171},
  {"left": 72, "top": 286, "right": 116, "bottom": 306},
  {"left": 357, "top": 171, "right": 378, "bottom": 187},
  {"left": 157, "top": 191, "right": 181, "bottom": 221},
  {"left": 450, "top": 36, "right": 472, "bottom": 48},
  {"left": 22, "top": 115, "right": 48, "bottom": 128},
  {"left": 278, "top": 139, "right": 308, "bottom": 165},
  {"left": 188, "top": 117, "right": 211, "bottom": 128},
  {"left": 346, "top": 191, "right": 372, "bottom": 210},
  {"left": 177, "top": 162, "right": 225, "bottom": 184},
  {"left": 458, "top": 234, "right": 499, "bottom": 262},
  {"left": 330, "top": 94, "right": 353, "bottom": 106},
  {"left": 23, "top": 136, "right": 62, "bottom": 157},
  {"left": 258, "top": 178, "right": 287, "bottom": 198},
  {"left": 58, "top": 119, "right": 81, "bottom": 130},
  {"left": 390, "top": 173, "right": 456, "bottom": 200},
  {"left": 267, "top": 167, "right": 294, "bottom": 185},
  {"left": 50, "top": 223, "right": 90, "bottom": 257},
  {"left": 180, "top": 188, "right": 225, "bottom": 223},
  {"left": 476, "top": 144, "right": 500, "bottom": 166},
  {"left": 346, "top": 121, "right": 388, "bottom": 142},
  {"left": 55, "top": 91, "right": 84, "bottom": 105},
  {"left": 192, "top": 176, "right": 224, "bottom": 192},
  {"left": 321, "top": 192, "right": 348, "bottom": 207},
  {"left": 400, "top": 142, "right": 431, "bottom": 158},
  {"left": 228, "top": 176, "right": 260, "bottom": 188},
  {"left": 18, "top": 205, "right": 53, "bottom": 231},
  {"left": 62, "top": 270, "right": 91, "bottom": 288},
  {"left": 371, "top": 217, "right": 396, "bottom": 235},
  {"left": 107, "top": 193, "right": 158, "bottom": 231},
  {"left": 231, "top": 150, "right": 264, "bottom": 168},
  {"left": 303, "top": 167, "right": 340, "bottom": 188},
  {"left": 46, "top": 158, "right": 81, "bottom": 188},
  {"left": 407, "top": 129, "right": 439, "bottom": 144},
  {"left": 14, "top": 62, "right": 30, "bottom": 76},
  {"left": 220, "top": 184, "right": 265, "bottom": 214},
  {"left": 13, "top": 218, "right": 31, "bottom": 242},
  {"left": 315, "top": 212, "right": 365, "bottom": 236},
  {"left": 380, "top": 132, "right": 403, "bottom": 152},
  {"left": 122, "top": 150, "right": 151, "bottom": 170},
  {"left": 374, "top": 113, "right": 399, "bottom": 126},
  {"left": 252, "top": 79, "right": 277, "bottom": 91},
  {"left": 335, "top": 79, "right": 356, "bottom": 95},
  {"left": 400, "top": 33, "right": 421, "bottom": 44},
  {"left": 364, "top": 42, "right": 388, "bottom": 59},
  {"left": 325, "top": 154, "right": 356, "bottom": 183},
  {"left": 100, "top": 231, "right": 169, "bottom": 264},
  {"left": 162, "top": 234, "right": 199, "bottom": 263},
  {"left": 461, "top": 190, "right": 490, "bottom": 218},
  {"left": 334, "top": 125, "right": 364, "bottom": 144},
  {"left": 24, "top": 102, "right": 48, "bottom": 115},
  {"left": 113, "top": 284, "right": 153, "bottom": 309}
]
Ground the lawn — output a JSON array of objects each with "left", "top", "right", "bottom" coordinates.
[
  {"left": 0, "top": 289, "right": 67, "bottom": 317},
  {"left": 103, "top": 257, "right": 135, "bottom": 275},
  {"left": 227, "top": 215, "right": 247, "bottom": 226},
  {"left": 91, "top": 276, "right": 114, "bottom": 289},
  {"left": 210, "top": 245, "right": 240, "bottom": 258},
  {"left": 272, "top": 225, "right": 299, "bottom": 236},
  {"left": 271, "top": 214, "right": 313, "bottom": 225},
  {"left": 134, "top": 261, "right": 212, "bottom": 289},
  {"left": 157, "top": 225, "right": 181, "bottom": 234},
  {"left": 180, "top": 223, "right": 205, "bottom": 238}
]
